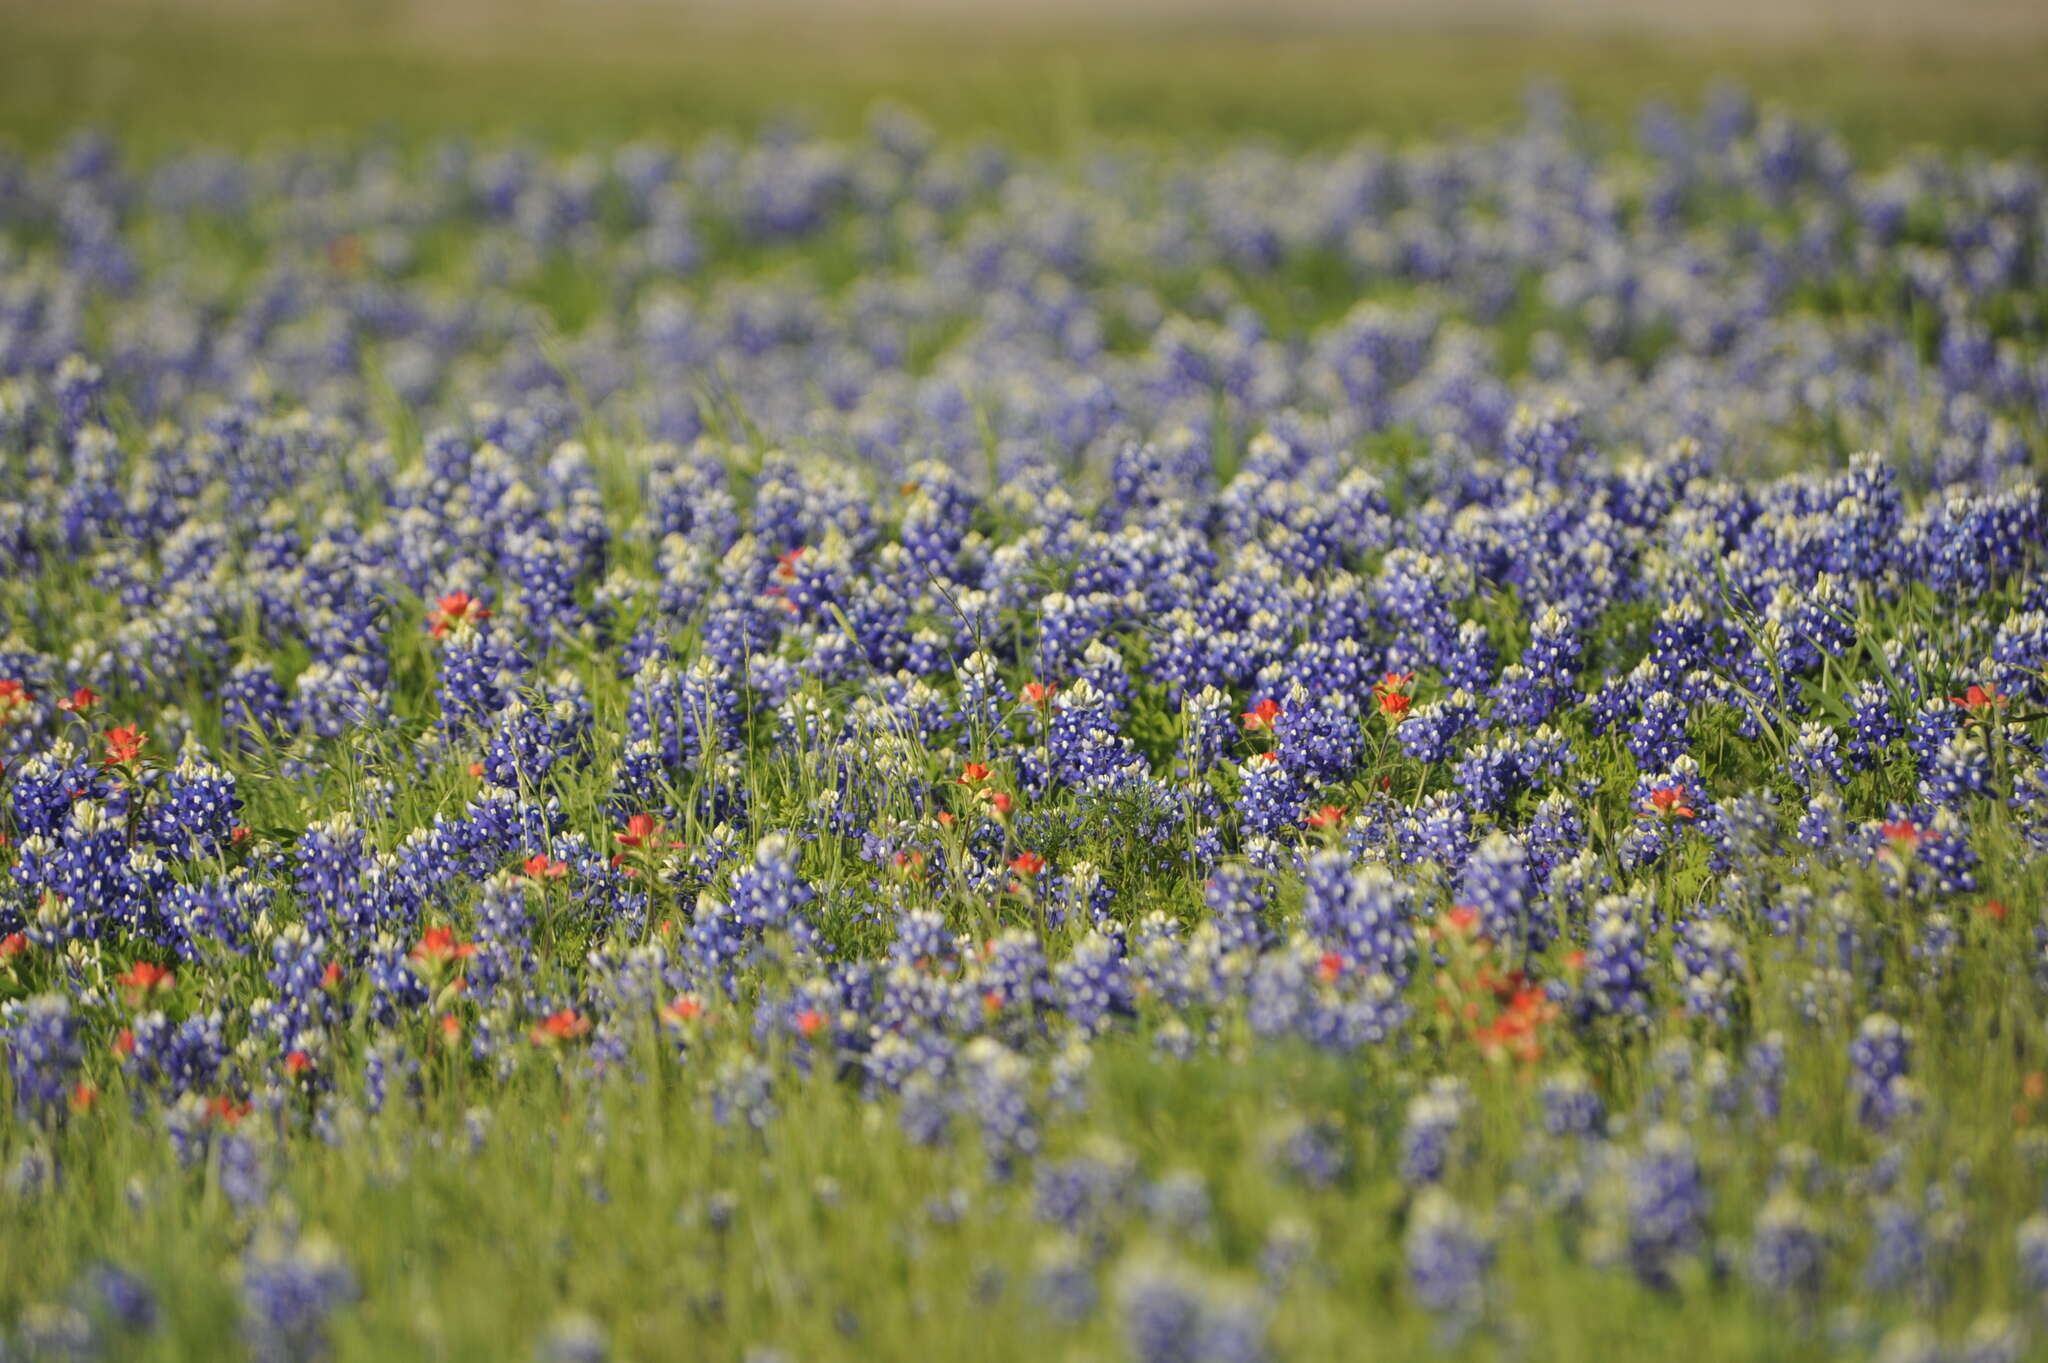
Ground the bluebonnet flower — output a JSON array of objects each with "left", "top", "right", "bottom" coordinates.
[
  {"left": 1395, "top": 691, "right": 1478, "bottom": 765},
  {"left": 1627, "top": 690, "right": 1692, "bottom": 770},
  {"left": 1786, "top": 722, "right": 1849, "bottom": 790},
  {"left": 1272, "top": 1114, "right": 1351, "bottom": 1190},
  {"left": 1034, "top": 1144, "right": 1137, "bottom": 1238},
  {"left": 1399, "top": 1080, "right": 1470, "bottom": 1187},
  {"left": 1114, "top": 1257, "right": 1268, "bottom": 1363},
  {"left": 1850, "top": 1014, "right": 1914, "bottom": 1130},
  {"left": 1626, "top": 1125, "right": 1709, "bottom": 1288},
  {"left": 1234, "top": 753, "right": 1307, "bottom": 839},
  {"left": 1457, "top": 832, "right": 1551, "bottom": 959},
  {"left": 1753, "top": 1031, "right": 1785, "bottom": 1113},
  {"left": 1493, "top": 605, "right": 1581, "bottom": 726},
  {"left": 1674, "top": 917, "right": 1745, "bottom": 1027},
  {"left": 1055, "top": 932, "right": 1135, "bottom": 1036},
  {"left": 1397, "top": 790, "right": 1474, "bottom": 873},
  {"left": 1864, "top": 1199, "right": 1930, "bottom": 1296},
  {"left": 1300, "top": 853, "right": 1415, "bottom": 981},
  {"left": 1576, "top": 896, "right": 1653, "bottom": 1028},
  {"left": 1539, "top": 1069, "right": 1606, "bottom": 1140},
  {"left": 83, "top": 1261, "right": 159, "bottom": 1334},
  {"left": 240, "top": 1226, "right": 357, "bottom": 1363},
  {"left": 2015, "top": 1214, "right": 2048, "bottom": 1296},
  {"left": 1406, "top": 1188, "right": 1493, "bottom": 1322},
  {"left": 1749, "top": 1194, "right": 1826, "bottom": 1300},
  {"left": 1845, "top": 680, "right": 1904, "bottom": 767},
  {"left": 1033, "top": 1239, "right": 1099, "bottom": 1323},
  {"left": 959, "top": 1037, "right": 1038, "bottom": 1177},
  {"left": 710, "top": 1058, "right": 779, "bottom": 1130},
  {"left": 121, "top": 1010, "right": 226, "bottom": 1103},
  {"left": 219, "top": 1131, "right": 273, "bottom": 1212},
  {"left": 3, "top": 993, "right": 84, "bottom": 1121}
]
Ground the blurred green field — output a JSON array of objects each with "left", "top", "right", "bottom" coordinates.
[{"left": 3, "top": 5, "right": 2047, "bottom": 158}]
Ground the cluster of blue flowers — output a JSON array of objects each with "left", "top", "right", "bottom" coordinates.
[{"left": 0, "top": 92, "right": 2046, "bottom": 1360}]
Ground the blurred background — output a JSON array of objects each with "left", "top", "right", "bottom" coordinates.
[{"left": 2, "top": 0, "right": 2044, "bottom": 156}]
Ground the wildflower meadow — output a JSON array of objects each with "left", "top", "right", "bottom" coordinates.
[{"left": 2, "top": 21, "right": 2048, "bottom": 1362}]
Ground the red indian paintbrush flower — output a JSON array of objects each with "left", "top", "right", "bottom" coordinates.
[
  {"left": 1373, "top": 672, "right": 1416, "bottom": 719},
  {"left": 1879, "top": 819, "right": 1926, "bottom": 851},
  {"left": 1951, "top": 683, "right": 2006, "bottom": 718},
  {"left": 1305, "top": 804, "right": 1348, "bottom": 829},
  {"left": 117, "top": 960, "right": 175, "bottom": 1006},
  {"left": 410, "top": 925, "right": 477, "bottom": 966},
  {"left": 428, "top": 591, "right": 489, "bottom": 639},
  {"left": 530, "top": 1009, "right": 591, "bottom": 1044},
  {"left": 1643, "top": 786, "right": 1696, "bottom": 820},
  {"left": 522, "top": 853, "right": 569, "bottom": 880},
  {"left": 661, "top": 994, "right": 707, "bottom": 1027},
  {"left": 102, "top": 725, "right": 147, "bottom": 767},
  {"left": 1241, "top": 697, "right": 1282, "bottom": 732}
]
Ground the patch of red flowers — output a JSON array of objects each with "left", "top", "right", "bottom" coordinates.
[
  {"left": 1304, "top": 804, "right": 1348, "bottom": 830},
  {"left": 1241, "top": 697, "right": 1282, "bottom": 732},
  {"left": 522, "top": 853, "right": 569, "bottom": 880},
  {"left": 410, "top": 925, "right": 477, "bottom": 966},
  {"left": 427, "top": 591, "right": 490, "bottom": 638},
  {"left": 1373, "top": 672, "right": 1416, "bottom": 719},
  {"left": 1643, "top": 786, "right": 1696, "bottom": 820},
  {"left": 530, "top": 1009, "right": 591, "bottom": 1044},
  {"left": 1473, "top": 985, "right": 1561, "bottom": 1063},
  {"left": 117, "top": 960, "right": 175, "bottom": 1007},
  {"left": 102, "top": 725, "right": 147, "bottom": 767},
  {"left": 661, "top": 994, "right": 707, "bottom": 1027},
  {"left": 610, "top": 813, "right": 681, "bottom": 870},
  {"left": 1426, "top": 906, "right": 1560, "bottom": 1065},
  {"left": 1951, "top": 683, "right": 2006, "bottom": 718},
  {"left": 1879, "top": 819, "right": 1926, "bottom": 851}
]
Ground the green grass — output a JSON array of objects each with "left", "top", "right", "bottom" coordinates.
[
  {"left": 2, "top": 12, "right": 2047, "bottom": 1362},
  {"left": 3, "top": 6, "right": 2047, "bottom": 159}
]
